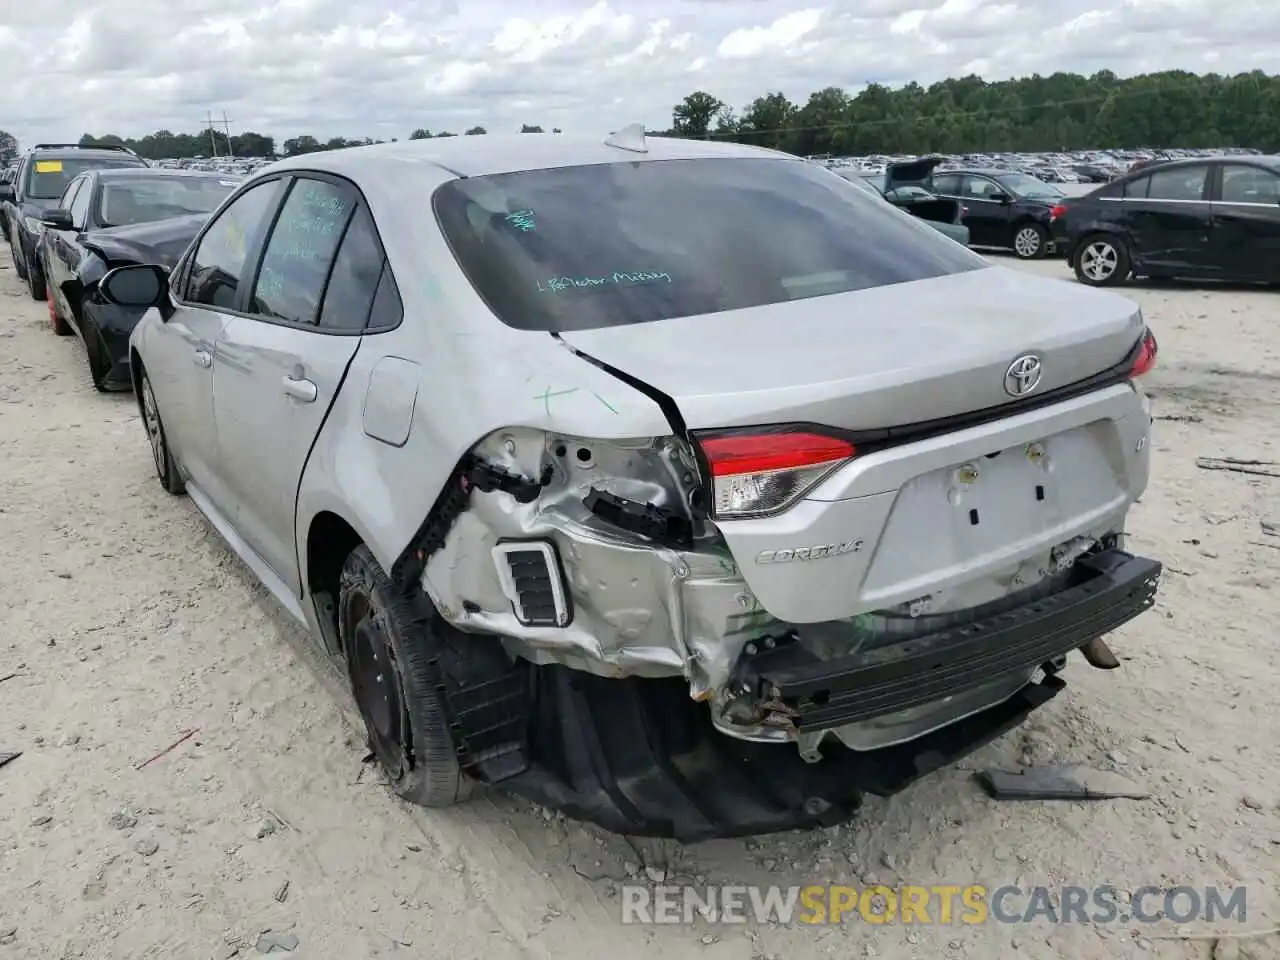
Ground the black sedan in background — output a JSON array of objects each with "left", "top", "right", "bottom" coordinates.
[
  {"left": 1053, "top": 155, "right": 1280, "bottom": 287},
  {"left": 928, "top": 168, "right": 1067, "bottom": 259},
  {"left": 39, "top": 168, "right": 238, "bottom": 390}
]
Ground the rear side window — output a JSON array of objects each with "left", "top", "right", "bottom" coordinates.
[
  {"left": 249, "top": 178, "right": 354, "bottom": 325},
  {"left": 1219, "top": 165, "right": 1280, "bottom": 204},
  {"left": 317, "top": 205, "right": 386, "bottom": 331},
  {"left": 24, "top": 156, "right": 144, "bottom": 200},
  {"left": 433, "top": 158, "right": 986, "bottom": 332},
  {"left": 184, "top": 179, "right": 285, "bottom": 309},
  {"left": 1145, "top": 165, "right": 1209, "bottom": 202}
]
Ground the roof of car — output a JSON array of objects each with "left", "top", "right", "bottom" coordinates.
[
  {"left": 94, "top": 168, "right": 235, "bottom": 181},
  {"left": 944, "top": 168, "right": 1030, "bottom": 178},
  {"left": 262, "top": 132, "right": 793, "bottom": 180},
  {"left": 25, "top": 146, "right": 143, "bottom": 160}
]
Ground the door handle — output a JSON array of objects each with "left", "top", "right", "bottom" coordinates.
[
  {"left": 193, "top": 349, "right": 212, "bottom": 368},
  {"left": 282, "top": 375, "right": 318, "bottom": 403}
]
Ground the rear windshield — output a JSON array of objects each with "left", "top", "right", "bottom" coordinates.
[
  {"left": 432, "top": 157, "right": 987, "bottom": 332},
  {"left": 25, "top": 156, "right": 144, "bottom": 200},
  {"left": 98, "top": 176, "right": 237, "bottom": 227}
]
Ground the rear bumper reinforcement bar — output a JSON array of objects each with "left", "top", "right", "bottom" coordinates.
[{"left": 749, "top": 548, "right": 1161, "bottom": 731}]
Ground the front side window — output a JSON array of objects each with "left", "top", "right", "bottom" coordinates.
[
  {"left": 97, "top": 175, "right": 237, "bottom": 228},
  {"left": 249, "top": 178, "right": 355, "bottom": 325},
  {"left": 1146, "top": 165, "right": 1208, "bottom": 202},
  {"left": 433, "top": 157, "right": 986, "bottom": 333},
  {"left": 24, "top": 156, "right": 144, "bottom": 200},
  {"left": 1219, "top": 165, "right": 1280, "bottom": 204},
  {"left": 931, "top": 173, "right": 962, "bottom": 195},
  {"left": 184, "top": 179, "right": 285, "bottom": 309},
  {"left": 57, "top": 176, "right": 84, "bottom": 210}
]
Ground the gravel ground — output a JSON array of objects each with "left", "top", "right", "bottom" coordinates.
[{"left": 0, "top": 244, "right": 1277, "bottom": 960}]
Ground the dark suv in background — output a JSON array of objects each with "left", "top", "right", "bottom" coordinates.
[{"left": 0, "top": 143, "right": 148, "bottom": 300}]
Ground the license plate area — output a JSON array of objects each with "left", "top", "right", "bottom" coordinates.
[{"left": 860, "top": 424, "right": 1128, "bottom": 600}]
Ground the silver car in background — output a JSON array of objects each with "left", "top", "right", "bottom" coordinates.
[{"left": 105, "top": 129, "right": 1162, "bottom": 841}]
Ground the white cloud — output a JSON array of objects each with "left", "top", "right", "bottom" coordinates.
[{"left": 3, "top": 0, "right": 1278, "bottom": 148}]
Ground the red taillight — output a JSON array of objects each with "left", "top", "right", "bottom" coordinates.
[
  {"left": 1049, "top": 204, "right": 1068, "bottom": 221},
  {"left": 702, "top": 432, "right": 855, "bottom": 476},
  {"left": 1130, "top": 329, "right": 1158, "bottom": 378},
  {"left": 699, "top": 432, "right": 855, "bottom": 518}
]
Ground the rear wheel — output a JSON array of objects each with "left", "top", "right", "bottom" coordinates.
[
  {"left": 338, "top": 545, "right": 475, "bottom": 807},
  {"left": 139, "top": 370, "right": 185, "bottom": 495},
  {"left": 1012, "top": 222, "right": 1049, "bottom": 260},
  {"left": 1074, "top": 234, "right": 1130, "bottom": 287}
]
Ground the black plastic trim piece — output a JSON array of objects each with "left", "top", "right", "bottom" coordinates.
[
  {"left": 583, "top": 487, "right": 694, "bottom": 546},
  {"left": 747, "top": 549, "right": 1161, "bottom": 730}
]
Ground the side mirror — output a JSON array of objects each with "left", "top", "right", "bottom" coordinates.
[
  {"left": 41, "top": 208, "right": 74, "bottom": 230},
  {"left": 991, "top": 192, "right": 1012, "bottom": 204},
  {"left": 99, "top": 263, "right": 168, "bottom": 309}
]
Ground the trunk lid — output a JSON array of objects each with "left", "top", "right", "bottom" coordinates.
[
  {"left": 558, "top": 265, "right": 1143, "bottom": 433},
  {"left": 885, "top": 155, "right": 946, "bottom": 190}
]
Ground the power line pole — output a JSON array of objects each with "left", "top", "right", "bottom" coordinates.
[
  {"left": 222, "top": 111, "right": 235, "bottom": 158},
  {"left": 207, "top": 111, "right": 218, "bottom": 158}
]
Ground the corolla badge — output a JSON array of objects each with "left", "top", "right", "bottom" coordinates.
[
  {"left": 756, "top": 539, "right": 864, "bottom": 564},
  {"left": 1004, "top": 354, "right": 1043, "bottom": 397}
]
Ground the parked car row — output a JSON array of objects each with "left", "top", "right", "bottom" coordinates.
[
  {"left": 4, "top": 130, "right": 1164, "bottom": 841},
  {"left": 1, "top": 142, "right": 240, "bottom": 388}
]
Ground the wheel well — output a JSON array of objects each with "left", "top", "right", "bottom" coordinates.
[
  {"left": 1013, "top": 216, "right": 1046, "bottom": 231},
  {"left": 306, "top": 511, "right": 363, "bottom": 654}
]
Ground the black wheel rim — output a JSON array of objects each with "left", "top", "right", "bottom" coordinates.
[{"left": 345, "top": 594, "right": 410, "bottom": 780}]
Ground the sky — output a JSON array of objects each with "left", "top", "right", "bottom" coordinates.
[{"left": 2, "top": 0, "right": 1278, "bottom": 147}]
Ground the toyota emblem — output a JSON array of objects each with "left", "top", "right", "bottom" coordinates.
[{"left": 1004, "top": 354, "right": 1043, "bottom": 397}]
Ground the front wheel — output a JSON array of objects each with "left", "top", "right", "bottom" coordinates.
[
  {"left": 139, "top": 370, "right": 185, "bottom": 495},
  {"left": 338, "top": 545, "right": 475, "bottom": 808},
  {"left": 1074, "top": 234, "right": 1131, "bottom": 287},
  {"left": 1012, "top": 222, "right": 1049, "bottom": 260}
]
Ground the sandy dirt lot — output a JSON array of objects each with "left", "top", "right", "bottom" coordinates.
[{"left": 0, "top": 244, "right": 1277, "bottom": 960}]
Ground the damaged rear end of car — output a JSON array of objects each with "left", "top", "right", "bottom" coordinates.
[{"left": 363, "top": 147, "right": 1163, "bottom": 841}]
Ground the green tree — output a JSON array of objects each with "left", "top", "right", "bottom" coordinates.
[
  {"left": 671, "top": 91, "right": 725, "bottom": 138},
  {"left": 464, "top": 126, "right": 487, "bottom": 135},
  {"left": 673, "top": 69, "right": 1280, "bottom": 154},
  {"left": 409, "top": 128, "right": 432, "bottom": 140},
  {"left": 520, "top": 123, "right": 544, "bottom": 133},
  {"left": 0, "top": 130, "right": 18, "bottom": 164},
  {"left": 283, "top": 135, "right": 322, "bottom": 156}
]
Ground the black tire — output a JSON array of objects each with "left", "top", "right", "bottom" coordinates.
[
  {"left": 338, "top": 545, "right": 475, "bottom": 808},
  {"left": 139, "top": 370, "right": 185, "bottom": 495},
  {"left": 11, "top": 232, "right": 27, "bottom": 280},
  {"left": 27, "top": 250, "right": 46, "bottom": 301},
  {"left": 1012, "top": 221, "right": 1049, "bottom": 260},
  {"left": 1073, "top": 233, "right": 1131, "bottom": 287}
]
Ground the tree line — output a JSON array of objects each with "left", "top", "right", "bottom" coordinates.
[
  {"left": 675, "top": 69, "right": 1280, "bottom": 156},
  {"left": 4, "top": 68, "right": 1277, "bottom": 164}
]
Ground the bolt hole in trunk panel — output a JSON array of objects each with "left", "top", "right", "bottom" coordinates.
[{"left": 714, "top": 383, "right": 1149, "bottom": 624}]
